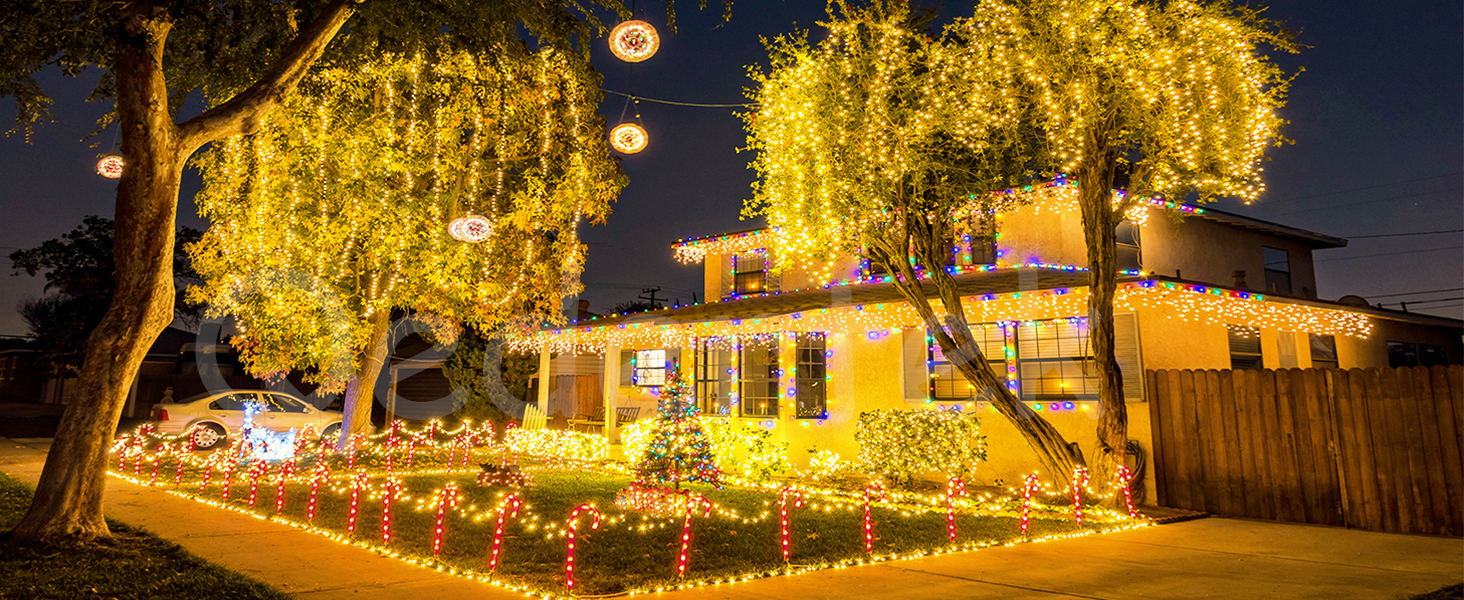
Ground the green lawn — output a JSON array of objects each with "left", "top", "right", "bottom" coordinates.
[
  {"left": 0, "top": 471, "right": 288, "bottom": 600},
  {"left": 182, "top": 461, "right": 1128, "bottom": 596}
]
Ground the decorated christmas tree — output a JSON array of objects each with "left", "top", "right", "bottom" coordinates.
[{"left": 633, "top": 361, "right": 722, "bottom": 489}]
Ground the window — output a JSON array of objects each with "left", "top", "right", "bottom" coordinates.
[
  {"left": 1388, "top": 342, "right": 1419, "bottom": 368},
  {"left": 1309, "top": 334, "right": 1338, "bottom": 369},
  {"left": 1421, "top": 344, "right": 1448, "bottom": 367},
  {"left": 695, "top": 340, "right": 733, "bottom": 416},
  {"left": 733, "top": 252, "right": 767, "bottom": 295},
  {"left": 930, "top": 327, "right": 1007, "bottom": 401},
  {"left": 795, "top": 334, "right": 828, "bottom": 417},
  {"left": 739, "top": 339, "right": 780, "bottom": 417},
  {"left": 1263, "top": 247, "right": 1292, "bottom": 294},
  {"left": 266, "top": 393, "right": 309, "bottom": 413},
  {"left": 1017, "top": 320, "right": 1098, "bottom": 400},
  {"left": 633, "top": 349, "right": 666, "bottom": 387},
  {"left": 208, "top": 392, "right": 257, "bottom": 412},
  {"left": 968, "top": 219, "right": 997, "bottom": 266},
  {"left": 1229, "top": 325, "right": 1263, "bottom": 370},
  {"left": 1117, "top": 220, "right": 1140, "bottom": 271}
]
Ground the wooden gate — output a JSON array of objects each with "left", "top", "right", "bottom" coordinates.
[{"left": 1147, "top": 366, "right": 1463, "bottom": 536}]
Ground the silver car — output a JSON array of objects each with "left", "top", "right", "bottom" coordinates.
[{"left": 153, "top": 390, "right": 344, "bottom": 450}]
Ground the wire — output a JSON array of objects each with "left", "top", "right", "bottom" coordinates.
[
  {"left": 1257, "top": 171, "right": 1463, "bottom": 206},
  {"left": 1346, "top": 229, "right": 1463, "bottom": 239},
  {"left": 1364, "top": 287, "right": 1464, "bottom": 298},
  {"left": 603, "top": 88, "right": 751, "bottom": 108},
  {"left": 1260, "top": 188, "right": 1461, "bottom": 217},
  {"left": 1314, "top": 245, "right": 1463, "bottom": 262},
  {"left": 1382, "top": 297, "right": 1464, "bottom": 306}
]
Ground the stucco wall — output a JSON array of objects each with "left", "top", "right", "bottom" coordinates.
[
  {"left": 1139, "top": 211, "right": 1320, "bottom": 297},
  {"left": 995, "top": 207, "right": 1088, "bottom": 267}
]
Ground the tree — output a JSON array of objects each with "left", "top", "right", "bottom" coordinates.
[
  {"left": 633, "top": 362, "right": 722, "bottom": 489},
  {"left": 188, "top": 49, "right": 622, "bottom": 437},
  {"left": 440, "top": 327, "right": 538, "bottom": 426},
  {"left": 947, "top": 0, "right": 1294, "bottom": 480},
  {"left": 0, "top": 0, "right": 724, "bottom": 542},
  {"left": 743, "top": 1, "right": 1086, "bottom": 477},
  {"left": 11, "top": 216, "right": 202, "bottom": 375}
]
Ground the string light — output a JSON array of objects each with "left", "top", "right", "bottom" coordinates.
[
  {"left": 677, "top": 494, "right": 712, "bottom": 578},
  {"left": 946, "top": 477, "right": 967, "bottom": 543},
  {"left": 308, "top": 460, "right": 330, "bottom": 522},
  {"left": 348, "top": 470, "right": 367, "bottom": 535},
  {"left": 1021, "top": 473, "right": 1040, "bottom": 536},
  {"left": 1071, "top": 467, "right": 1090, "bottom": 526},
  {"left": 863, "top": 483, "right": 886, "bottom": 554},
  {"left": 1116, "top": 465, "right": 1138, "bottom": 519},
  {"left": 779, "top": 486, "right": 805, "bottom": 562},
  {"left": 488, "top": 493, "right": 523, "bottom": 572},
  {"left": 432, "top": 482, "right": 462, "bottom": 559},
  {"left": 564, "top": 504, "right": 602, "bottom": 591},
  {"left": 609, "top": 20, "right": 660, "bottom": 63}
]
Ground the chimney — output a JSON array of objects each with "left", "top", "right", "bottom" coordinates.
[
  {"left": 1232, "top": 270, "right": 1247, "bottom": 289},
  {"left": 578, "top": 299, "right": 590, "bottom": 313}
]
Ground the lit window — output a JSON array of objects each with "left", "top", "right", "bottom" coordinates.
[
  {"left": 633, "top": 349, "right": 666, "bottom": 387},
  {"left": 733, "top": 252, "right": 767, "bottom": 295},
  {"left": 740, "top": 339, "right": 779, "bottom": 417},
  {"left": 1309, "top": 334, "right": 1338, "bottom": 369},
  {"left": 796, "top": 333, "right": 827, "bottom": 418},
  {"left": 1229, "top": 325, "right": 1263, "bottom": 370},
  {"left": 695, "top": 340, "right": 732, "bottom": 416},
  {"left": 1016, "top": 320, "right": 1098, "bottom": 400},
  {"left": 929, "top": 326, "right": 1006, "bottom": 402}
]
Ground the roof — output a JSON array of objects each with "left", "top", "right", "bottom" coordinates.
[{"left": 1183, "top": 205, "right": 1348, "bottom": 249}]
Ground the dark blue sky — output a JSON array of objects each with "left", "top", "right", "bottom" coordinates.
[{"left": 1, "top": 0, "right": 1460, "bottom": 337}]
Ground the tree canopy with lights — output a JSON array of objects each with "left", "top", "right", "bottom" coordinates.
[
  {"left": 945, "top": 0, "right": 1295, "bottom": 477},
  {"left": 189, "top": 49, "right": 623, "bottom": 435}
]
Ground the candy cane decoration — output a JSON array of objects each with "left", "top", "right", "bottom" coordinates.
[
  {"left": 132, "top": 440, "right": 147, "bottom": 477},
  {"left": 221, "top": 452, "right": 238, "bottom": 502},
  {"left": 677, "top": 494, "right": 713, "bottom": 578},
  {"left": 564, "top": 504, "right": 602, "bottom": 591},
  {"left": 247, "top": 460, "right": 267, "bottom": 508},
  {"left": 487, "top": 493, "right": 524, "bottom": 572},
  {"left": 1071, "top": 466, "right": 1090, "bottom": 525},
  {"left": 405, "top": 434, "right": 419, "bottom": 470},
  {"left": 381, "top": 477, "right": 397, "bottom": 545},
  {"left": 346, "top": 435, "right": 360, "bottom": 471},
  {"left": 1116, "top": 465, "right": 1139, "bottom": 519},
  {"left": 118, "top": 436, "right": 130, "bottom": 471},
  {"left": 199, "top": 454, "right": 215, "bottom": 495},
  {"left": 863, "top": 484, "right": 887, "bottom": 554},
  {"left": 275, "top": 460, "right": 296, "bottom": 514},
  {"left": 1021, "top": 473, "right": 1040, "bottom": 536},
  {"left": 778, "top": 486, "right": 805, "bottom": 563},
  {"left": 446, "top": 437, "right": 458, "bottom": 470},
  {"left": 307, "top": 460, "right": 330, "bottom": 522},
  {"left": 148, "top": 452, "right": 162, "bottom": 486},
  {"left": 946, "top": 476, "right": 967, "bottom": 543},
  {"left": 431, "top": 483, "right": 462, "bottom": 559},
  {"left": 174, "top": 443, "right": 187, "bottom": 488},
  {"left": 347, "top": 470, "right": 368, "bottom": 535}
]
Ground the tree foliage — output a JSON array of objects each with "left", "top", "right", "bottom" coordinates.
[
  {"left": 10, "top": 216, "right": 202, "bottom": 374},
  {"left": 440, "top": 328, "right": 538, "bottom": 425},
  {"left": 187, "top": 49, "right": 623, "bottom": 392}
]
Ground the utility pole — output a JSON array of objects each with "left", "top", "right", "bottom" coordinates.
[{"left": 639, "top": 287, "right": 665, "bottom": 309}]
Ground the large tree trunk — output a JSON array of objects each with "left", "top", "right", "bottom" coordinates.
[
  {"left": 8, "top": 0, "right": 355, "bottom": 542},
  {"left": 340, "top": 311, "right": 393, "bottom": 440},
  {"left": 1076, "top": 143, "right": 1129, "bottom": 490},
  {"left": 11, "top": 5, "right": 180, "bottom": 542},
  {"left": 872, "top": 218, "right": 1084, "bottom": 479}
]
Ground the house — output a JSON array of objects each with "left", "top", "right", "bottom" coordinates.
[{"left": 516, "top": 188, "right": 1462, "bottom": 493}]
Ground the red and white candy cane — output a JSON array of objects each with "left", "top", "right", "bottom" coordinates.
[
  {"left": 778, "top": 486, "right": 805, "bottom": 563},
  {"left": 381, "top": 477, "right": 397, "bottom": 545},
  {"left": 1021, "top": 473, "right": 1040, "bottom": 536},
  {"left": 275, "top": 460, "right": 296, "bottom": 514},
  {"left": 347, "top": 470, "right": 368, "bottom": 535},
  {"left": 431, "top": 482, "right": 461, "bottom": 559},
  {"left": 307, "top": 459, "right": 330, "bottom": 522},
  {"left": 677, "top": 494, "right": 713, "bottom": 578},
  {"left": 946, "top": 476, "right": 967, "bottom": 543},
  {"left": 863, "top": 483, "right": 887, "bottom": 554},
  {"left": 1071, "top": 466, "right": 1090, "bottom": 525},
  {"left": 1116, "top": 464, "right": 1139, "bottom": 518},
  {"left": 564, "top": 504, "right": 602, "bottom": 591},
  {"left": 173, "top": 442, "right": 187, "bottom": 488},
  {"left": 247, "top": 460, "right": 266, "bottom": 508},
  {"left": 487, "top": 492, "right": 523, "bottom": 572}
]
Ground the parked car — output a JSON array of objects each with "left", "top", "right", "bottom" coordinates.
[{"left": 152, "top": 390, "right": 345, "bottom": 450}]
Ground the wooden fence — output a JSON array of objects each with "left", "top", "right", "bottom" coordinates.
[{"left": 1146, "top": 366, "right": 1463, "bottom": 536}]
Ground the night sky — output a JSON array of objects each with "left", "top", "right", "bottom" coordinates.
[{"left": 0, "top": 0, "right": 1460, "bottom": 339}]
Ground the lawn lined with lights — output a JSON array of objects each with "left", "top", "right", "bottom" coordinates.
[{"left": 109, "top": 421, "right": 1146, "bottom": 598}]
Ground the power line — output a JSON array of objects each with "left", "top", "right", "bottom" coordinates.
[
  {"left": 1258, "top": 171, "right": 1463, "bottom": 206},
  {"left": 1347, "top": 229, "right": 1463, "bottom": 239},
  {"left": 602, "top": 88, "right": 751, "bottom": 108},
  {"left": 1314, "top": 245, "right": 1463, "bottom": 262},
  {"left": 1384, "top": 297, "right": 1464, "bottom": 306},
  {"left": 1261, "top": 188, "right": 1460, "bottom": 218},
  {"left": 1364, "top": 287, "right": 1464, "bottom": 298}
]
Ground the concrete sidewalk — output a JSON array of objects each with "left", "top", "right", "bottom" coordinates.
[{"left": 4, "top": 437, "right": 1461, "bottom": 599}]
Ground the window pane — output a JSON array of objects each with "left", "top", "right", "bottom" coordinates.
[
  {"left": 740, "top": 339, "right": 779, "bottom": 417},
  {"left": 796, "top": 334, "right": 827, "bottom": 418},
  {"left": 696, "top": 342, "right": 733, "bottom": 415},
  {"left": 1228, "top": 325, "right": 1264, "bottom": 370},
  {"left": 1387, "top": 342, "right": 1419, "bottom": 368},
  {"left": 1309, "top": 334, "right": 1338, "bottom": 369},
  {"left": 634, "top": 349, "right": 666, "bottom": 387}
]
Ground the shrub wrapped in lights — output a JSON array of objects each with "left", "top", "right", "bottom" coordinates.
[{"left": 855, "top": 408, "right": 986, "bottom": 484}]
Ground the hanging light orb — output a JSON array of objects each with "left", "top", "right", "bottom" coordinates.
[
  {"left": 96, "top": 155, "right": 124, "bottom": 179},
  {"left": 609, "top": 20, "right": 659, "bottom": 63},
  {"left": 448, "top": 214, "right": 494, "bottom": 243},
  {"left": 610, "top": 123, "right": 648, "bottom": 154}
]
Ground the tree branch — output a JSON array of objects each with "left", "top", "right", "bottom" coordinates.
[{"left": 177, "top": 0, "right": 358, "bottom": 153}]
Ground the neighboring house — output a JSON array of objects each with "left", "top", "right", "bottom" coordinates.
[{"left": 519, "top": 189, "right": 1463, "bottom": 491}]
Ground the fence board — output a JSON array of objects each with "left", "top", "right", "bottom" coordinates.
[
  {"left": 1217, "top": 369, "right": 1249, "bottom": 517},
  {"left": 1295, "top": 369, "right": 1338, "bottom": 525},
  {"left": 1176, "top": 370, "right": 1205, "bottom": 511},
  {"left": 1370, "top": 368, "right": 1410, "bottom": 532},
  {"left": 1164, "top": 370, "right": 1194, "bottom": 510},
  {"left": 1429, "top": 366, "right": 1464, "bottom": 536},
  {"left": 1191, "top": 370, "right": 1221, "bottom": 513},
  {"left": 1346, "top": 368, "right": 1386, "bottom": 532},
  {"left": 1326, "top": 370, "right": 1364, "bottom": 529},
  {"left": 1283, "top": 370, "right": 1320, "bottom": 523},
  {"left": 1399, "top": 368, "right": 1439, "bottom": 533},
  {"left": 1258, "top": 369, "right": 1298, "bottom": 523},
  {"left": 1408, "top": 367, "right": 1452, "bottom": 535},
  {"left": 1273, "top": 369, "right": 1310, "bottom": 522},
  {"left": 1241, "top": 369, "right": 1278, "bottom": 520},
  {"left": 1147, "top": 370, "right": 1171, "bottom": 508}
]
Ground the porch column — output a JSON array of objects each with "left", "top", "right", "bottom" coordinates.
[
  {"left": 536, "top": 349, "right": 551, "bottom": 428},
  {"left": 604, "top": 345, "right": 621, "bottom": 444}
]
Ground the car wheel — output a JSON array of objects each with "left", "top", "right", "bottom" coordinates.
[
  {"left": 192, "top": 424, "right": 227, "bottom": 451},
  {"left": 321, "top": 423, "right": 341, "bottom": 442}
]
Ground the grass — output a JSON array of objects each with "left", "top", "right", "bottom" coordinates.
[
  {"left": 0, "top": 471, "right": 289, "bottom": 600},
  {"left": 171, "top": 457, "right": 1129, "bottom": 596}
]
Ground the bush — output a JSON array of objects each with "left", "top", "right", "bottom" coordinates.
[{"left": 855, "top": 408, "right": 986, "bottom": 484}]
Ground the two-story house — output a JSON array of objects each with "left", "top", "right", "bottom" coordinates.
[{"left": 518, "top": 187, "right": 1463, "bottom": 491}]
